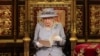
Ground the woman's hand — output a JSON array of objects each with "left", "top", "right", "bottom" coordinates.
[
  {"left": 36, "top": 41, "right": 43, "bottom": 47},
  {"left": 54, "top": 35, "right": 62, "bottom": 42}
]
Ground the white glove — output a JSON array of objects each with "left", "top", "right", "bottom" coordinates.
[
  {"left": 54, "top": 35, "right": 62, "bottom": 41},
  {"left": 35, "top": 41, "right": 43, "bottom": 47}
]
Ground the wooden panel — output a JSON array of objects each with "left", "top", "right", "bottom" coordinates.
[
  {"left": 0, "top": 2, "right": 13, "bottom": 39},
  {"left": 17, "top": 5, "right": 25, "bottom": 39},
  {"left": 76, "top": 5, "right": 85, "bottom": 38},
  {"left": 89, "top": 5, "right": 100, "bottom": 38},
  {"left": 0, "top": 5, "right": 12, "bottom": 36},
  {"left": 76, "top": 0, "right": 100, "bottom": 42}
]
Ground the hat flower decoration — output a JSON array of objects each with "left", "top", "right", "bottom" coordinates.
[{"left": 39, "top": 8, "right": 57, "bottom": 18}]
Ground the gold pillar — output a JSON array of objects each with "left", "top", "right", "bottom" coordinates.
[
  {"left": 24, "top": 0, "right": 31, "bottom": 56},
  {"left": 23, "top": 32, "right": 31, "bottom": 56},
  {"left": 13, "top": 0, "right": 17, "bottom": 40},
  {"left": 70, "top": 0, "right": 77, "bottom": 56}
]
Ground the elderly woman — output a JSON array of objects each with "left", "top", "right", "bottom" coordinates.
[{"left": 33, "top": 8, "right": 66, "bottom": 56}]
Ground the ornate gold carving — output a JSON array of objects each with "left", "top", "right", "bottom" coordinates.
[
  {"left": 0, "top": 5, "right": 12, "bottom": 36},
  {"left": 89, "top": 5, "right": 100, "bottom": 35},
  {"left": 18, "top": 5, "right": 25, "bottom": 35},
  {"left": 76, "top": 5, "right": 83, "bottom": 35}
]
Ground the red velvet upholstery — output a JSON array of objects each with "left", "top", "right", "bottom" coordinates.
[{"left": 74, "top": 43, "right": 100, "bottom": 56}]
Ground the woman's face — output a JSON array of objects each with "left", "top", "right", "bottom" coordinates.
[{"left": 43, "top": 17, "right": 55, "bottom": 27}]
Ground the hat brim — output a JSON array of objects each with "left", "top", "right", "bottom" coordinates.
[{"left": 39, "top": 14, "right": 57, "bottom": 18}]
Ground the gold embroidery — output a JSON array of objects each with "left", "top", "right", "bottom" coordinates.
[
  {"left": 77, "top": 48, "right": 84, "bottom": 56},
  {"left": 96, "top": 48, "right": 100, "bottom": 56}
]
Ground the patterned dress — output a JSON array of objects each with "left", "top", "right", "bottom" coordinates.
[{"left": 33, "top": 22, "right": 66, "bottom": 56}]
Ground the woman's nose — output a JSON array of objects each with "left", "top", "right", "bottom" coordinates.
[{"left": 45, "top": 19, "right": 49, "bottom": 22}]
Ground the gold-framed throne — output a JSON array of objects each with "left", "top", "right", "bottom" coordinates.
[{"left": 24, "top": 0, "right": 77, "bottom": 56}]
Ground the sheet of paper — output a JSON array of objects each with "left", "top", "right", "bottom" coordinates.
[
  {"left": 38, "top": 34, "right": 62, "bottom": 47},
  {"left": 38, "top": 40, "right": 52, "bottom": 47}
]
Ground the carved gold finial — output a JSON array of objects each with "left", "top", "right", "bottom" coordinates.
[
  {"left": 70, "top": 30, "right": 77, "bottom": 41},
  {"left": 70, "top": 37, "right": 77, "bottom": 41},
  {"left": 70, "top": 34, "right": 77, "bottom": 42},
  {"left": 23, "top": 32, "right": 31, "bottom": 42}
]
